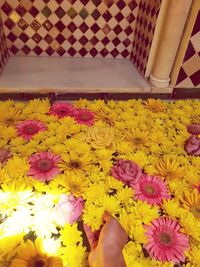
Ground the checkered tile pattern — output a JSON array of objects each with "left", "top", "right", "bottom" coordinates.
[
  {"left": 0, "top": 13, "right": 9, "bottom": 74},
  {"left": 176, "top": 10, "right": 200, "bottom": 88},
  {"left": 0, "top": 0, "right": 139, "bottom": 59},
  {"left": 130, "top": 0, "right": 162, "bottom": 75}
]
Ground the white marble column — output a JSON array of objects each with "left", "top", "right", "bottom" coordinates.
[{"left": 149, "top": 0, "right": 192, "bottom": 88}]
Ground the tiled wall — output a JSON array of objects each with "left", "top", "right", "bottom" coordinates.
[
  {"left": 0, "top": 12, "right": 9, "bottom": 74},
  {"left": 131, "top": 0, "right": 162, "bottom": 75},
  {"left": 175, "top": 10, "right": 200, "bottom": 88},
  {"left": 0, "top": 0, "right": 139, "bottom": 59}
]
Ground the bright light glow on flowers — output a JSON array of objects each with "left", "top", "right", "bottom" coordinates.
[
  {"left": 16, "top": 120, "right": 47, "bottom": 141},
  {"left": 145, "top": 217, "right": 189, "bottom": 263},
  {"left": 54, "top": 194, "right": 83, "bottom": 226},
  {"left": 132, "top": 174, "right": 170, "bottom": 205},
  {"left": 10, "top": 238, "right": 63, "bottom": 267},
  {"left": 28, "top": 151, "right": 61, "bottom": 182}
]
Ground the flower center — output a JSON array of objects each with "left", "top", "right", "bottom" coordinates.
[
  {"left": 32, "top": 258, "right": 46, "bottom": 267},
  {"left": 70, "top": 183, "right": 79, "bottom": 192},
  {"left": 69, "top": 160, "right": 81, "bottom": 169},
  {"left": 36, "top": 159, "right": 53, "bottom": 172},
  {"left": 6, "top": 118, "right": 14, "bottom": 125},
  {"left": 24, "top": 125, "right": 38, "bottom": 135},
  {"left": 191, "top": 206, "right": 200, "bottom": 219},
  {"left": 80, "top": 113, "right": 90, "bottom": 121},
  {"left": 59, "top": 109, "right": 67, "bottom": 114},
  {"left": 144, "top": 185, "right": 156, "bottom": 195},
  {"left": 133, "top": 137, "right": 143, "bottom": 144},
  {"left": 159, "top": 232, "right": 172, "bottom": 246}
]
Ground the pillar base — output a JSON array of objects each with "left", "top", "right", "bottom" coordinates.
[{"left": 150, "top": 74, "right": 170, "bottom": 88}]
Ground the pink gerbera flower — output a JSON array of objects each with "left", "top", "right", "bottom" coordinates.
[
  {"left": 16, "top": 120, "right": 47, "bottom": 141},
  {"left": 28, "top": 151, "right": 61, "bottom": 182},
  {"left": 132, "top": 174, "right": 170, "bottom": 205},
  {"left": 145, "top": 217, "right": 189, "bottom": 263},
  {"left": 73, "top": 109, "right": 95, "bottom": 126},
  {"left": 49, "top": 102, "right": 76, "bottom": 118}
]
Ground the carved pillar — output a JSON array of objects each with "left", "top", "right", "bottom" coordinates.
[{"left": 149, "top": 0, "right": 192, "bottom": 88}]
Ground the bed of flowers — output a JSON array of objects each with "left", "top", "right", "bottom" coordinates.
[{"left": 0, "top": 98, "right": 200, "bottom": 267}]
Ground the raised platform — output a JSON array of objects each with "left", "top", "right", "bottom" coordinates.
[{"left": 0, "top": 56, "right": 151, "bottom": 93}]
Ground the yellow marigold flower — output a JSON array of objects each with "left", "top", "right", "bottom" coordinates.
[
  {"left": 155, "top": 155, "right": 184, "bottom": 179},
  {"left": 59, "top": 244, "right": 86, "bottom": 267},
  {"left": 84, "top": 182, "right": 107, "bottom": 201},
  {"left": 61, "top": 173, "right": 89, "bottom": 197},
  {"left": 180, "top": 213, "right": 200, "bottom": 241},
  {"left": 0, "top": 169, "right": 10, "bottom": 185},
  {"left": 60, "top": 223, "right": 82, "bottom": 246},
  {"left": 168, "top": 179, "right": 190, "bottom": 196},
  {"left": 83, "top": 204, "right": 105, "bottom": 231},
  {"left": 180, "top": 190, "right": 200, "bottom": 219},
  {"left": 0, "top": 108, "right": 23, "bottom": 126},
  {"left": 58, "top": 152, "right": 93, "bottom": 174},
  {"left": 122, "top": 128, "right": 150, "bottom": 149},
  {"left": 144, "top": 99, "right": 166, "bottom": 112},
  {"left": 116, "top": 187, "right": 134, "bottom": 204},
  {"left": 105, "top": 175, "right": 124, "bottom": 192},
  {"left": 22, "top": 99, "right": 50, "bottom": 115},
  {"left": 0, "top": 234, "right": 24, "bottom": 259},
  {"left": 121, "top": 151, "right": 149, "bottom": 168},
  {"left": 97, "top": 195, "right": 121, "bottom": 215},
  {"left": 51, "top": 144, "right": 66, "bottom": 154},
  {"left": 130, "top": 200, "right": 159, "bottom": 225},
  {"left": 123, "top": 241, "right": 142, "bottom": 260},
  {"left": 95, "top": 109, "right": 118, "bottom": 126},
  {"left": 95, "top": 148, "right": 113, "bottom": 160},
  {"left": 86, "top": 126, "right": 115, "bottom": 149},
  {"left": 116, "top": 141, "right": 133, "bottom": 154},
  {"left": 10, "top": 238, "right": 63, "bottom": 267},
  {"left": 0, "top": 125, "right": 17, "bottom": 140},
  {"left": 162, "top": 199, "right": 185, "bottom": 218},
  {"left": 186, "top": 244, "right": 200, "bottom": 266},
  {"left": 149, "top": 131, "right": 167, "bottom": 145},
  {"left": 119, "top": 210, "right": 132, "bottom": 234},
  {"left": 130, "top": 220, "right": 147, "bottom": 244},
  {"left": 4, "top": 156, "right": 29, "bottom": 177},
  {"left": 64, "top": 138, "right": 90, "bottom": 154},
  {"left": 192, "top": 154, "right": 200, "bottom": 166}
]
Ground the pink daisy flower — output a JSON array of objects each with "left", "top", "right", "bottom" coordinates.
[
  {"left": 16, "top": 120, "right": 47, "bottom": 141},
  {"left": 73, "top": 109, "right": 95, "bottom": 126},
  {"left": 132, "top": 174, "right": 170, "bottom": 205},
  {"left": 145, "top": 217, "right": 189, "bottom": 263},
  {"left": 28, "top": 151, "right": 61, "bottom": 182},
  {"left": 49, "top": 102, "right": 76, "bottom": 118}
]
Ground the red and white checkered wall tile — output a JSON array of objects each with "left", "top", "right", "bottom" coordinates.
[
  {"left": 0, "top": 13, "right": 9, "bottom": 74},
  {"left": 0, "top": 0, "right": 139, "bottom": 59},
  {"left": 176, "top": 10, "right": 200, "bottom": 88},
  {"left": 131, "top": 0, "right": 162, "bottom": 76}
]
